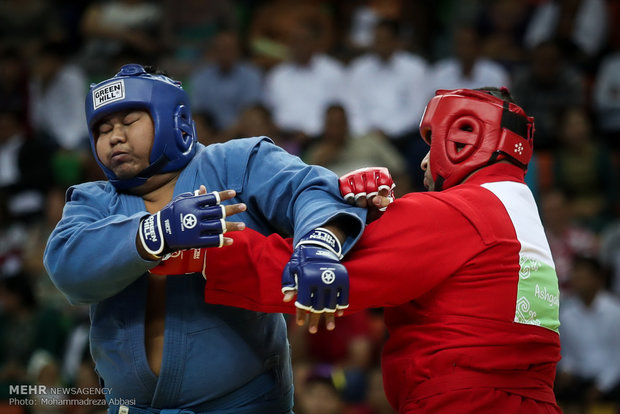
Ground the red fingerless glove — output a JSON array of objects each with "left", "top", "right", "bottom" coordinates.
[{"left": 339, "top": 167, "right": 395, "bottom": 202}]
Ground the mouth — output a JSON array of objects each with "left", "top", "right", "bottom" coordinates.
[{"left": 110, "top": 150, "right": 130, "bottom": 164}]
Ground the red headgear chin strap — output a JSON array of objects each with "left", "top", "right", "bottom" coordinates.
[{"left": 419, "top": 88, "right": 534, "bottom": 190}]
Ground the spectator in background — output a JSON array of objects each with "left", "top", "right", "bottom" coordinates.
[
  {"left": 21, "top": 187, "right": 68, "bottom": 311},
  {"left": 192, "top": 111, "right": 219, "bottom": 147},
  {"left": 540, "top": 189, "right": 599, "bottom": 294},
  {"left": 304, "top": 104, "right": 412, "bottom": 195},
  {"left": 27, "top": 349, "right": 69, "bottom": 414},
  {"left": 593, "top": 47, "right": 620, "bottom": 149},
  {"left": 0, "top": 48, "right": 30, "bottom": 130},
  {"left": 29, "top": 41, "right": 89, "bottom": 153},
  {"left": 71, "top": 356, "right": 108, "bottom": 414},
  {"left": 248, "top": 0, "right": 334, "bottom": 71},
  {"left": 0, "top": 273, "right": 70, "bottom": 399},
  {"left": 189, "top": 30, "right": 263, "bottom": 133},
  {"left": 343, "top": 19, "right": 429, "bottom": 148},
  {"left": 552, "top": 107, "right": 618, "bottom": 231},
  {"left": 288, "top": 311, "right": 374, "bottom": 409},
  {"left": 79, "top": 0, "right": 164, "bottom": 76},
  {"left": 524, "top": 0, "right": 608, "bottom": 64},
  {"left": 0, "top": 191, "right": 27, "bottom": 277},
  {"left": 296, "top": 364, "right": 346, "bottom": 414},
  {"left": 363, "top": 367, "right": 396, "bottom": 414},
  {"left": 343, "top": 0, "right": 404, "bottom": 55},
  {"left": 0, "top": 0, "right": 64, "bottom": 60},
  {"left": 263, "top": 21, "right": 346, "bottom": 148},
  {"left": 219, "top": 103, "right": 289, "bottom": 150},
  {"left": 30, "top": 40, "right": 91, "bottom": 189},
  {"left": 600, "top": 221, "right": 620, "bottom": 296},
  {"left": 0, "top": 108, "right": 26, "bottom": 195},
  {"left": 70, "top": 357, "right": 107, "bottom": 414},
  {"left": 160, "top": 0, "right": 237, "bottom": 73},
  {"left": 511, "top": 40, "right": 584, "bottom": 149},
  {"left": 0, "top": 106, "right": 53, "bottom": 222},
  {"left": 555, "top": 256, "right": 620, "bottom": 412},
  {"left": 428, "top": 25, "right": 510, "bottom": 92},
  {"left": 476, "top": 0, "right": 531, "bottom": 71}
]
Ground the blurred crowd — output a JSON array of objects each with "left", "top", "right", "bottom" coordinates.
[{"left": 1, "top": 0, "right": 620, "bottom": 413}]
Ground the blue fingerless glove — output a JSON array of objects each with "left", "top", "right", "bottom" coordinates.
[
  {"left": 139, "top": 191, "right": 226, "bottom": 257},
  {"left": 282, "top": 227, "right": 349, "bottom": 312}
]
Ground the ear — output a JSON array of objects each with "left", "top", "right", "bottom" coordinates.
[
  {"left": 446, "top": 116, "right": 482, "bottom": 163},
  {"left": 173, "top": 104, "right": 196, "bottom": 153}
]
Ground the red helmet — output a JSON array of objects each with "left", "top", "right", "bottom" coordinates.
[{"left": 419, "top": 88, "right": 534, "bottom": 190}]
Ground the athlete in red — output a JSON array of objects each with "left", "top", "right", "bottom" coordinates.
[{"left": 157, "top": 88, "right": 562, "bottom": 413}]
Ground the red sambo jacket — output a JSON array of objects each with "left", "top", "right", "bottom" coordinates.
[{"left": 199, "top": 163, "right": 562, "bottom": 413}]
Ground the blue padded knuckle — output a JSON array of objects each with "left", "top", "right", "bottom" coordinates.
[
  {"left": 201, "top": 219, "right": 225, "bottom": 234},
  {"left": 149, "top": 191, "right": 226, "bottom": 253},
  {"left": 198, "top": 193, "right": 219, "bottom": 207},
  {"left": 199, "top": 234, "right": 222, "bottom": 247},
  {"left": 201, "top": 205, "right": 225, "bottom": 220}
]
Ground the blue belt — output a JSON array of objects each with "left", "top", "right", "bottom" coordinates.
[{"left": 107, "top": 372, "right": 293, "bottom": 414}]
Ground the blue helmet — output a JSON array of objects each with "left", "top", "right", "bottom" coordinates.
[{"left": 85, "top": 64, "right": 197, "bottom": 190}]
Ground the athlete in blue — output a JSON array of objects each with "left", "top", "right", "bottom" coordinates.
[{"left": 44, "top": 64, "right": 365, "bottom": 414}]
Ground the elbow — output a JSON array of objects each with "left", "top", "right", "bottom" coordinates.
[
  {"left": 44, "top": 254, "right": 100, "bottom": 305},
  {"left": 46, "top": 270, "right": 97, "bottom": 305}
]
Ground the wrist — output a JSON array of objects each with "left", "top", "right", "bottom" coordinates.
[
  {"left": 136, "top": 226, "right": 162, "bottom": 261},
  {"left": 138, "top": 212, "right": 167, "bottom": 257},
  {"left": 297, "top": 227, "right": 343, "bottom": 259}
]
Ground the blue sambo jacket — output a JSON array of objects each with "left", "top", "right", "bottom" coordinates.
[{"left": 44, "top": 137, "right": 366, "bottom": 413}]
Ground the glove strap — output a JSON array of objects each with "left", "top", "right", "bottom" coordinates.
[
  {"left": 139, "top": 212, "right": 166, "bottom": 257},
  {"left": 296, "top": 227, "right": 343, "bottom": 259}
]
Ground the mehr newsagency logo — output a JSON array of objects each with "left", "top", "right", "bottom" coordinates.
[{"left": 93, "top": 80, "right": 125, "bottom": 109}]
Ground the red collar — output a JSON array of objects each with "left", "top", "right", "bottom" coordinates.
[{"left": 461, "top": 163, "right": 526, "bottom": 186}]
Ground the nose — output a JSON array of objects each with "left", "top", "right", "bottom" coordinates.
[
  {"left": 420, "top": 152, "right": 430, "bottom": 171},
  {"left": 109, "top": 123, "right": 127, "bottom": 145}
]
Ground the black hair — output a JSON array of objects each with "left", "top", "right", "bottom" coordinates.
[
  {"left": 243, "top": 103, "right": 273, "bottom": 119},
  {"left": 325, "top": 103, "right": 346, "bottom": 114},
  {"left": 0, "top": 273, "right": 37, "bottom": 309},
  {"left": 375, "top": 19, "right": 401, "bottom": 38},
  {"left": 475, "top": 86, "right": 517, "bottom": 104},
  {"left": 0, "top": 46, "right": 22, "bottom": 61},
  {"left": 143, "top": 65, "right": 169, "bottom": 77},
  {"left": 39, "top": 41, "right": 72, "bottom": 59},
  {"left": 572, "top": 255, "right": 603, "bottom": 275},
  {"left": 192, "top": 110, "right": 216, "bottom": 128}
]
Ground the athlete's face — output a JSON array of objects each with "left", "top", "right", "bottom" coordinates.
[
  {"left": 421, "top": 151, "right": 436, "bottom": 191},
  {"left": 95, "top": 110, "right": 153, "bottom": 180}
]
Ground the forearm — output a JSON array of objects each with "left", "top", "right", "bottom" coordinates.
[
  {"left": 204, "top": 197, "right": 473, "bottom": 313},
  {"left": 321, "top": 214, "right": 361, "bottom": 246},
  {"left": 290, "top": 190, "right": 365, "bottom": 252},
  {"left": 44, "top": 212, "right": 156, "bottom": 304},
  {"left": 242, "top": 139, "right": 366, "bottom": 251},
  {"left": 203, "top": 227, "right": 406, "bottom": 314},
  {"left": 204, "top": 230, "right": 296, "bottom": 314},
  {"left": 136, "top": 232, "right": 160, "bottom": 261}
]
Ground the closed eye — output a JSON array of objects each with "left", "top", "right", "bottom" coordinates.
[
  {"left": 123, "top": 113, "right": 140, "bottom": 126},
  {"left": 98, "top": 122, "right": 113, "bottom": 134}
]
